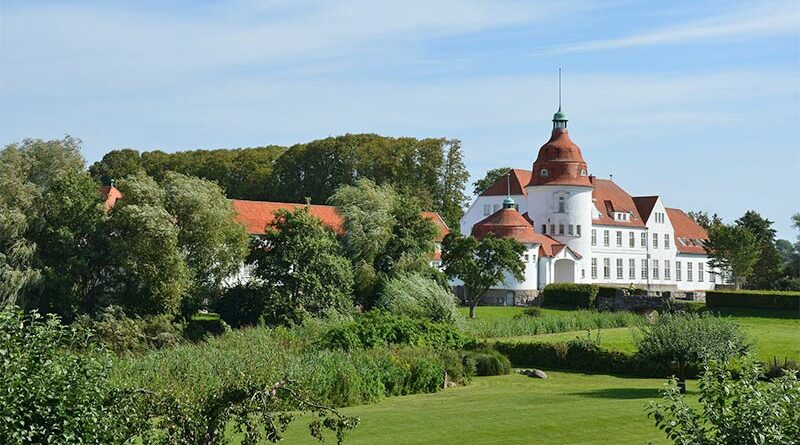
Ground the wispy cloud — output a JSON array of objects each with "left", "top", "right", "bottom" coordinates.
[{"left": 553, "top": 1, "right": 800, "bottom": 53}]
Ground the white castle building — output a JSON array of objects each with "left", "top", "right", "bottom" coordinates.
[{"left": 460, "top": 107, "right": 717, "bottom": 304}]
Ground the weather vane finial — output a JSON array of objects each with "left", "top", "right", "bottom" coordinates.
[{"left": 558, "top": 67, "right": 562, "bottom": 112}]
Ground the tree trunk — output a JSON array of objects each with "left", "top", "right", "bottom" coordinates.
[{"left": 469, "top": 304, "right": 476, "bottom": 319}]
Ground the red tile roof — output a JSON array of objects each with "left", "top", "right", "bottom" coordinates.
[
  {"left": 666, "top": 208, "right": 709, "bottom": 255},
  {"left": 422, "top": 211, "right": 450, "bottom": 240},
  {"left": 480, "top": 169, "right": 533, "bottom": 197},
  {"left": 527, "top": 129, "right": 592, "bottom": 187},
  {"left": 99, "top": 185, "right": 122, "bottom": 211},
  {"left": 590, "top": 178, "right": 646, "bottom": 227},
  {"left": 471, "top": 207, "right": 572, "bottom": 257}
]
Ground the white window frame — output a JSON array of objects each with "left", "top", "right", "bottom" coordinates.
[
  {"left": 591, "top": 258, "right": 598, "bottom": 279},
  {"left": 629, "top": 258, "right": 636, "bottom": 279},
  {"left": 616, "top": 258, "right": 623, "bottom": 279},
  {"left": 603, "top": 258, "right": 610, "bottom": 279}
]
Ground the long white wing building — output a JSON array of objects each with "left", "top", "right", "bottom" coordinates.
[{"left": 460, "top": 108, "right": 718, "bottom": 304}]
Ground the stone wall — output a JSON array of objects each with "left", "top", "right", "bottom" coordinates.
[
  {"left": 597, "top": 289, "right": 672, "bottom": 312},
  {"left": 452, "top": 286, "right": 540, "bottom": 307}
]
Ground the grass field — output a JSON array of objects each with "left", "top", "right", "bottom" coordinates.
[{"left": 277, "top": 371, "right": 686, "bottom": 445}]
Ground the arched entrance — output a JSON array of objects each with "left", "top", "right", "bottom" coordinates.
[{"left": 554, "top": 259, "right": 575, "bottom": 283}]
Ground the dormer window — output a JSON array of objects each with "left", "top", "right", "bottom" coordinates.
[
  {"left": 580, "top": 169, "right": 588, "bottom": 176},
  {"left": 540, "top": 168, "right": 549, "bottom": 177}
]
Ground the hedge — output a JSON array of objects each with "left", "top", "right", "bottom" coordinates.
[
  {"left": 597, "top": 286, "right": 646, "bottom": 298},
  {"left": 706, "top": 290, "right": 800, "bottom": 310},
  {"left": 493, "top": 341, "right": 679, "bottom": 378},
  {"left": 541, "top": 283, "right": 599, "bottom": 308}
]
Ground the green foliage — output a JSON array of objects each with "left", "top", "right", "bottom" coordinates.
[
  {"left": 376, "top": 273, "right": 460, "bottom": 324},
  {"left": 88, "top": 148, "right": 145, "bottom": 185},
  {"left": 516, "top": 306, "right": 544, "bottom": 318},
  {"left": 434, "top": 140, "right": 469, "bottom": 229},
  {"left": 184, "top": 314, "right": 232, "bottom": 342},
  {"left": 463, "top": 348, "right": 512, "bottom": 376},
  {"left": 472, "top": 167, "right": 511, "bottom": 196},
  {"left": 249, "top": 206, "right": 354, "bottom": 325},
  {"left": 441, "top": 233, "right": 525, "bottom": 318},
  {"left": 634, "top": 312, "right": 750, "bottom": 381},
  {"left": 213, "top": 284, "right": 265, "bottom": 328},
  {"left": 705, "top": 223, "right": 760, "bottom": 289},
  {"left": 321, "top": 311, "right": 470, "bottom": 351},
  {"left": 463, "top": 308, "right": 643, "bottom": 338},
  {"left": 648, "top": 361, "right": 800, "bottom": 444},
  {"left": 542, "top": 283, "right": 600, "bottom": 308},
  {"left": 74, "top": 306, "right": 183, "bottom": 355},
  {"left": 706, "top": 289, "right": 800, "bottom": 310},
  {"left": 765, "top": 357, "right": 800, "bottom": 380},
  {"left": 0, "top": 309, "right": 141, "bottom": 444}
]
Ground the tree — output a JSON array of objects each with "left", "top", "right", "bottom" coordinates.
[
  {"left": 375, "top": 193, "right": 438, "bottom": 277},
  {"left": 472, "top": 167, "right": 511, "bottom": 196},
  {"left": 736, "top": 210, "right": 781, "bottom": 289},
  {"left": 376, "top": 273, "right": 460, "bottom": 324},
  {"left": 704, "top": 223, "right": 759, "bottom": 289},
  {"left": 249, "top": 207, "right": 354, "bottom": 325},
  {"left": 688, "top": 210, "right": 723, "bottom": 230},
  {"left": 634, "top": 313, "right": 749, "bottom": 392},
  {"left": 162, "top": 172, "right": 249, "bottom": 314},
  {"left": 88, "top": 148, "right": 144, "bottom": 185},
  {"left": 441, "top": 233, "right": 525, "bottom": 318},
  {"left": 648, "top": 360, "right": 800, "bottom": 444},
  {"left": 436, "top": 140, "right": 469, "bottom": 230}
]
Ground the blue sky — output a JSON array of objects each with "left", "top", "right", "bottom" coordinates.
[{"left": 1, "top": 0, "right": 798, "bottom": 239}]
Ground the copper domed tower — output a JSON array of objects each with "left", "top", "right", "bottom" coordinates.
[{"left": 526, "top": 108, "right": 591, "bottom": 187}]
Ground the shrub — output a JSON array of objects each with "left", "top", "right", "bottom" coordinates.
[
  {"left": 0, "top": 310, "right": 142, "bottom": 444},
  {"left": 634, "top": 312, "right": 750, "bottom": 387},
  {"left": 596, "top": 286, "right": 620, "bottom": 298},
  {"left": 184, "top": 313, "right": 231, "bottom": 342},
  {"left": 376, "top": 273, "right": 460, "bottom": 324},
  {"left": 706, "top": 289, "right": 800, "bottom": 310},
  {"left": 322, "top": 311, "right": 469, "bottom": 351},
  {"left": 542, "top": 283, "right": 599, "bottom": 308},
  {"left": 214, "top": 284, "right": 265, "bottom": 328},
  {"left": 764, "top": 357, "right": 800, "bottom": 380},
  {"left": 648, "top": 360, "right": 800, "bottom": 444},
  {"left": 464, "top": 348, "right": 512, "bottom": 376},
  {"left": 515, "top": 306, "right": 544, "bottom": 318},
  {"left": 464, "top": 309, "right": 643, "bottom": 338},
  {"left": 74, "top": 306, "right": 183, "bottom": 355}
]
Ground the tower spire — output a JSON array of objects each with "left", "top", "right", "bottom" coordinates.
[
  {"left": 552, "top": 68, "right": 568, "bottom": 130},
  {"left": 502, "top": 171, "right": 516, "bottom": 209},
  {"left": 558, "top": 67, "right": 562, "bottom": 112}
]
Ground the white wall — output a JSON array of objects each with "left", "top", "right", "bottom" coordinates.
[{"left": 489, "top": 244, "right": 539, "bottom": 290}]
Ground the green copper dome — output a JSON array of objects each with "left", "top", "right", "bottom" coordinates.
[
  {"left": 552, "top": 108, "right": 568, "bottom": 121},
  {"left": 502, "top": 196, "right": 516, "bottom": 209}
]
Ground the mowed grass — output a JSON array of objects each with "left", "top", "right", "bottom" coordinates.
[{"left": 276, "top": 371, "right": 684, "bottom": 445}]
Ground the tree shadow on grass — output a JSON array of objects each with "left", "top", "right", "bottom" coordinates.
[{"left": 568, "top": 388, "right": 662, "bottom": 400}]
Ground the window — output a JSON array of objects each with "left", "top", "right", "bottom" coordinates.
[
  {"left": 616, "top": 258, "right": 623, "bottom": 279},
  {"left": 652, "top": 260, "right": 659, "bottom": 280},
  {"left": 641, "top": 232, "right": 646, "bottom": 248},
  {"left": 550, "top": 224, "right": 555, "bottom": 235},
  {"left": 676, "top": 261, "right": 682, "bottom": 281},
  {"left": 652, "top": 233, "right": 659, "bottom": 249},
  {"left": 568, "top": 225, "right": 574, "bottom": 236},
  {"left": 580, "top": 169, "right": 587, "bottom": 176},
  {"left": 616, "top": 231, "right": 622, "bottom": 247},
  {"left": 591, "top": 229, "right": 597, "bottom": 246},
  {"left": 603, "top": 258, "right": 610, "bottom": 279},
  {"left": 541, "top": 168, "right": 549, "bottom": 177},
  {"left": 558, "top": 196, "right": 565, "bottom": 213},
  {"left": 629, "top": 232, "right": 635, "bottom": 248},
  {"left": 687, "top": 262, "right": 693, "bottom": 282},
  {"left": 629, "top": 259, "right": 636, "bottom": 279},
  {"left": 664, "top": 260, "right": 671, "bottom": 280},
  {"left": 664, "top": 234, "right": 670, "bottom": 250},
  {"left": 591, "top": 258, "right": 597, "bottom": 279},
  {"left": 641, "top": 259, "right": 648, "bottom": 278},
  {"left": 698, "top": 262, "right": 704, "bottom": 282},
  {"left": 559, "top": 224, "right": 565, "bottom": 235},
  {"left": 581, "top": 269, "right": 585, "bottom": 278},
  {"left": 542, "top": 224, "right": 547, "bottom": 234},
  {"left": 483, "top": 204, "right": 491, "bottom": 216},
  {"left": 523, "top": 254, "right": 530, "bottom": 262},
  {"left": 576, "top": 225, "right": 582, "bottom": 236},
  {"left": 603, "top": 230, "right": 610, "bottom": 246}
]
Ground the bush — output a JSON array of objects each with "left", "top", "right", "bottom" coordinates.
[
  {"left": 634, "top": 312, "right": 750, "bottom": 384},
  {"left": 464, "top": 348, "right": 512, "bottom": 376},
  {"left": 0, "top": 310, "right": 141, "bottom": 444},
  {"left": 184, "top": 313, "right": 231, "bottom": 342},
  {"left": 706, "top": 290, "right": 800, "bottom": 310},
  {"left": 764, "top": 357, "right": 800, "bottom": 380},
  {"left": 376, "top": 273, "right": 460, "bottom": 324},
  {"left": 322, "top": 311, "right": 469, "bottom": 351},
  {"left": 515, "top": 306, "right": 544, "bottom": 318},
  {"left": 542, "top": 283, "right": 599, "bottom": 308},
  {"left": 464, "top": 309, "right": 643, "bottom": 338},
  {"left": 74, "top": 306, "right": 183, "bottom": 355},
  {"left": 213, "top": 284, "right": 265, "bottom": 328}
]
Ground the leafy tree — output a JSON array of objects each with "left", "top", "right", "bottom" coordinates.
[
  {"left": 88, "top": 148, "right": 144, "bottom": 185},
  {"left": 376, "top": 273, "right": 460, "bottom": 324},
  {"left": 436, "top": 140, "right": 469, "bottom": 229},
  {"left": 736, "top": 210, "right": 781, "bottom": 289},
  {"left": 472, "top": 167, "right": 511, "bottom": 196},
  {"left": 105, "top": 174, "right": 189, "bottom": 315},
  {"left": 704, "top": 223, "right": 759, "bottom": 289},
  {"left": 688, "top": 210, "right": 723, "bottom": 230},
  {"left": 648, "top": 360, "right": 800, "bottom": 444},
  {"left": 634, "top": 313, "right": 750, "bottom": 392},
  {"left": 162, "top": 172, "right": 249, "bottom": 314},
  {"left": 375, "top": 193, "right": 438, "bottom": 277},
  {"left": 249, "top": 207, "right": 354, "bottom": 325},
  {"left": 329, "top": 179, "right": 396, "bottom": 266},
  {"left": 441, "top": 233, "right": 525, "bottom": 318}
]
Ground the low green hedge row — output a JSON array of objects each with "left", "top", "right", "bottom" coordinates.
[
  {"left": 541, "top": 283, "right": 599, "bottom": 308},
  {"left": 492, "top": 341, "right": 689, "bottom": 378},
  {"left": 706, "top": 290, "right": 800, "bottom": 310}
]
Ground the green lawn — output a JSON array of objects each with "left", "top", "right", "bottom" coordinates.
[{"left": 277, "top": 371, "right": 685, "bottom": 445}]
